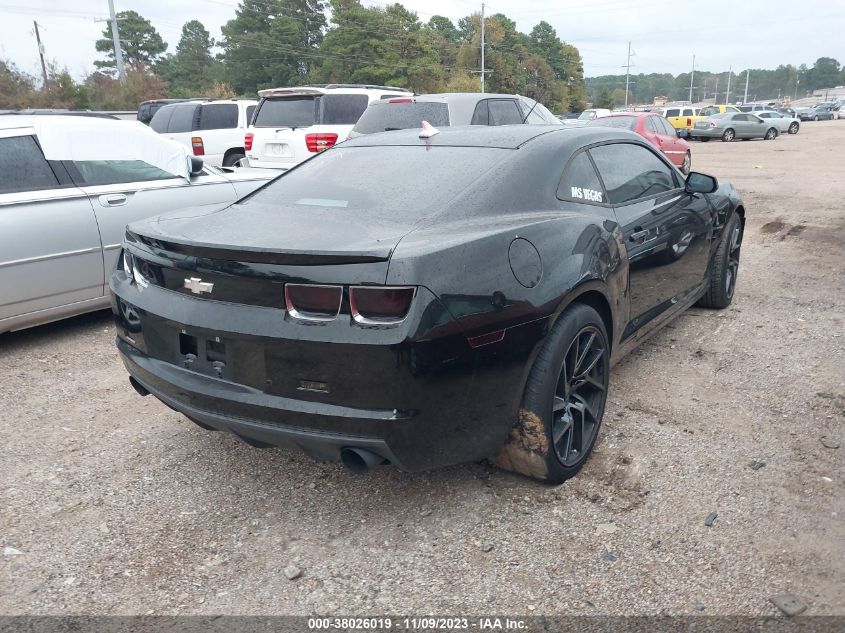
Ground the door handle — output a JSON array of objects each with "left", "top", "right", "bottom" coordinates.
[
  {"left": 630, "top": 229, "right": 650, "bottom": 244},
  {"left": 98, "top": 194, "right": 128, "bottom": 207}
]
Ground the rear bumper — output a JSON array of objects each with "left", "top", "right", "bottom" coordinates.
[
  {"left": 110, "top": 275, "right": 545, "bottom": 472},
  {"left": 119, "top": 338, "right": 403, "bottom": 466}
]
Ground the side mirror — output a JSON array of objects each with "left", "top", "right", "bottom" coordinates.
[
  {"left": 189, "top": 155, "right": 204, "bottom": 176},
  {"left": 677, "top": 129, "right": 689, "bottom": 139},
  {"left": 685, "top": 171, "right": 718, "bottom": 194}
]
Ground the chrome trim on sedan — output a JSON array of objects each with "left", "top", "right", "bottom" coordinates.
[{"left": 0, "top": 246, "right": 101, "bottom": 269}]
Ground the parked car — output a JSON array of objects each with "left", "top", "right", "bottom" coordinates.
[
  {"left": 150, "top": 99, "right": 258, "bottom": 167},
  {"left": 755, "top": 110, "right": 800, "bottom": 134},
  {"left": 560, "top": 108, "right": 612, "bottom": 126},
  {"left": 557, "top": 112, "right": 581, "bottom": 121},
  {"left": 687, "top": 105, "right": 741, "bottom": 138},
  {"left": 0, "top": 116, "right": 275, "bottom": 334},
  {"left": 738, "top": 104, "right": 773, "bottom": 113},
  {"left": 798, "top": 105, "right": 834, "bottom": 121},
  {"left": 137, "top": 98, "right": 207, "bottom": 125},
  {"left": 656, "top": 106, "right": 700, "bottom": 132},
  {"left": 245, "top": 84, "right": 412, "bottom": 170},
  {"left": 777, "top": 107, "right": 797, "bottom": 118},
  {"left": 348, "top": 93, "right": 560, "bottom": 137},
  {"left": 693, "top": 112, "right": 779, "bottom": 142},
  {"left": 111, "top": 125, "right": 745, "bottom": 483},
  {"left": 586, "top": 112, "right": 692, "bottom": 174}
]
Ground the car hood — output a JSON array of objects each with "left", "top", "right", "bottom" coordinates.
[{"left": 127, "top": 199, "right": 413, "bottom": 264}]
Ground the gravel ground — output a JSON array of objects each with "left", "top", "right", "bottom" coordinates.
[{"left": 1, "top": 122, "right": 843, "bottom": 617}]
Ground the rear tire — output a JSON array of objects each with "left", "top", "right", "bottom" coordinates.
[
  {"left": 721, "top": 128, "right": 735, "bottom": 142},
  {"left": 697, "top": 212, "right": 742, "bottom": 309},
  {"left": 495, "top": 303, "right": 610, "bottom": 484},
  {"left": 223, "top": 152, "right": 245, "bottom": 167}
]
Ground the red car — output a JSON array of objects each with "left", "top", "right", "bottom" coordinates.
[{"left": 586, "top": 112, "right": 692, "bottom": 174}]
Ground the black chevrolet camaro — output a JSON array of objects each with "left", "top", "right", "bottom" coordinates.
[{"left": 111, "top": 125, "right": 744, "bottom": 483}]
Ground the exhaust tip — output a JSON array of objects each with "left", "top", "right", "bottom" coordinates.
[
  {"left": 340, "top": 447, "right": 387, "bottom": 474},
  {"left": 128, "top": 376, "right": 149, "bottom": 397}
]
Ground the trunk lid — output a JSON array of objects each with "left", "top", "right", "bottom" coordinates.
[{"left": 128, "top": 199, "right": 413, "bottom": 266}]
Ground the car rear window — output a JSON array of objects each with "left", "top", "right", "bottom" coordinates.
[
  {"left": 319, "top": 94, "right": 369, "bottom": 125},
  {"left": 246, "top": 105, "right": 256, "bottom": 125},
  {"left": 198, "top": 104, "right": 238, "bottom": 130},
  {"left": 586, "top": 116, "right": 636, "bottom": 130},
  {"left": 254, "top": 96, "right": 316, "bottom": 128},
  {"left": 247, "top": 146, "right": 508, "bottom": 219},
  {"left": 167, "top": 105, "right": 197, "bottom": 133},
  {"left": 149, "top": 106, "right": 174, "bottom": 133},
  {"left": 352, "top": 102, "right": 450, "bottom": 134},
  {"left": 665, "top": 109, "right": 680, "bottom": 117}
]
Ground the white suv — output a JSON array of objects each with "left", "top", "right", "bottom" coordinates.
[
  {"left": 245, "top": 84, "right": 411, "bottom": 170},
  {"left": 150, "top": 99, "right": 257, "bottom": 167}
]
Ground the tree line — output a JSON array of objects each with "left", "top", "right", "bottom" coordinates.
[
  {"left": 0, "top": 0, "right": 587, "bottom": 112},
  {"left": 588, "top": 57, "right": 844, "bottom": 108},
  {"left": 1, "top": 0, "right": 842, "bottom": 113}
]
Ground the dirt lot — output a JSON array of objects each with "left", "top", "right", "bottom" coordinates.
[{"left": 1, "top": 122, "right": 843, "bottom": 617}]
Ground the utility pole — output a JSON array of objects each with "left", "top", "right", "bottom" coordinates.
[
  {"left": 713, "top": 76, "right": 719, "bottom": 103},
  {"left": 623, "top": 41, "right": 634, "bottom": 108},
  {"left": 725, "top": 65, "right": 732, "bottom": 105},
  {"left": 743, "top": 69, "right": 750, "bottom": 104},
  {"left": 107, "top": 0, "right": 126, "bottom": 83},
  {"left": 32, "top": 20, "right": 49, "bottom": 88},
  {"left": 688, "top": 54, "right": 695, "bottom": 103},
  {"left": 480, "top": 2, "right": 485, "bottom": 94}
]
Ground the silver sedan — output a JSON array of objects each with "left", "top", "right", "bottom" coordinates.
[
  {"left": 0, "top": 115, "right": 274, "bottom": 334},
  {"left": 692, "top": 112, "right": 780, "bottom": 142},
  {"left": 756, "top": 110, "right": 800, "bottom": 135}
]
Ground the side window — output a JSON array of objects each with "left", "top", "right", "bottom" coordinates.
[
  {"left": 245, "top": 105, "right": 256, "bottom": 125},
  {"left": 319, "top": 94, "right": 369, "bottom": 125},
  {"left": 167, "top": 105, "right": 196, "bottom": 133},
  {"left": 470, "top": 100, "right": 489, "bottom": 125},
  {"left": 198, "top": 104, "right": 238, "bottom": 130},
  {"left": 589, "top": 143, "right": 678, "bottom": 205},
  {"left": 0, "top": 135, "right": 60, "bottom": 194},
  {"left": 645, "top": 117, "right": 662, "bottom": 134},
  {"left": 70, "top": 160, "right": 179, "bottom": 186},
  {"left": 557, "top": 151, "right": 605, "bottom": 204},
  {"left": 488, "top": 100, "right": 524, "bottom": 125}
]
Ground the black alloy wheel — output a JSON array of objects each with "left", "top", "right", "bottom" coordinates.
[
  {"left": 697, "top": 211, "right": 742, "bottom": 309},
  {"left": 551, "top": 325, "right": 608, "bottom": 468},
  {"left": 501, "top": 303, "right": 610, "bottom": 483}
]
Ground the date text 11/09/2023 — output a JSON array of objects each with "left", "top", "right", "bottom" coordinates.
[{"left": 307, "top": 617, "right": 528, "bottom": 630}]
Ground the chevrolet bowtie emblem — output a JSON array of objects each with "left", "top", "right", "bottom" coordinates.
[{"left": 184, "top": 277, "right": 214, "bottom": 295}]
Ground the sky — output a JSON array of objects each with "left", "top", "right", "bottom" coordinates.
[{"left": 1, "top": 0, "right": 843, "bottom": 82}]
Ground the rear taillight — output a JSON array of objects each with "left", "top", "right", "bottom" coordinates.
[
  {"left": 686, "top": 118, "right": 692, "bottom": 126},
  {"left": 708, "top": 121, "right": 717, "bottom": 128},
  {"left": 349, "top": 287, "right": 415, "bottom": 325},
  {"left": 284, "top": 284, "right": 342, "bottom": 321},
  {"left": 191, "top": 136, "right": 204, "bottom": 156},
  {"left": 305, "top": 133, "right": 338, "bottom": 153},
  {"left": 388, "top": 97, "right": 413, "bottom": 103},
  {"left": 244, "top": 132, "right": 254, "bottom": 151}
]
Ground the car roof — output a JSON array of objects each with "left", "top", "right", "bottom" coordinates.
[
  {"left": 600, "top": 112, "right": 654, "bottom": 118},
  {"left": 258, "top": 84, "right": 412, "bottom": 98},
  {"left": 342, "top": 124, "right": 630, "bottom": 150}
]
